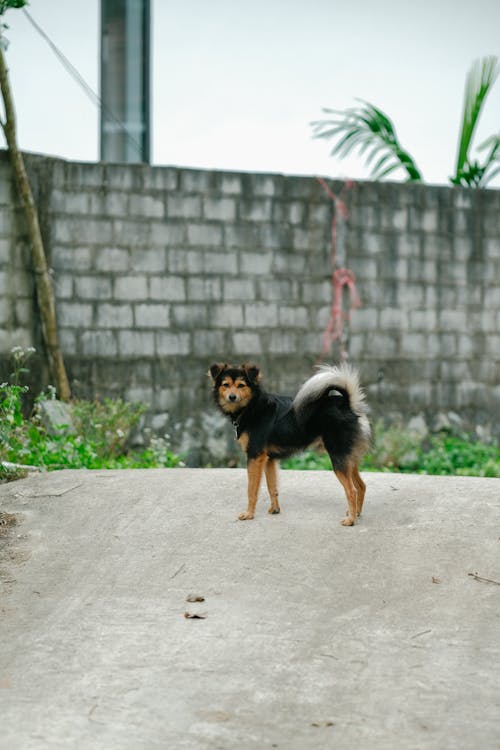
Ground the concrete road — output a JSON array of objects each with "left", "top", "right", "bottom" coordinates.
[{"left": 0, "top": 468, "right": 499, "bottom": 750}]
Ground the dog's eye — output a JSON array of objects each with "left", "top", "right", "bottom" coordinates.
[
  {"left": 221, "top": 382, "right": 230, "bottom": 388},
  {"left": 237, "top": 383, "right": 246, "bottom": 389}
]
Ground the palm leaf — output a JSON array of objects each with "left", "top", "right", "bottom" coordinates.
[
  {"left": 311, "top": 99, "right": 423, "bottom": 182},
  {"left": 453, "top": 56, "right": 500, "bottom": 183}
]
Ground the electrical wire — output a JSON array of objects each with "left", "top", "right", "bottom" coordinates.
[{"left": 22, "top": 7, "right": 144, "bottom": 157}]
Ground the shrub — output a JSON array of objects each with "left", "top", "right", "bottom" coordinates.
[
  {"left": 0, "top": 349, "right": 184, "bottom": 472},
  {"left": 282, "top": 421, "right": 500, "bottom": 477}
]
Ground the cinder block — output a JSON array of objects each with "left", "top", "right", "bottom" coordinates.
[
  {"left": 14, "top": 299, "right": 33, "bottom": 327},
  {"left": 142, "top": 167, "right": 178, "bottom": 191},
  {"left": 118, "top": 330, "right": 155, "bottom": 356},
  {"left": 259, "top": 279, "right": 295, "bottom": 301},
  {"left": 231, "top": 330, "right": 262, "bottom": 354},
  {"left": 129, "top": 194, "right": 165, "bottom": 219},
  {"left": 220, "top": 174, "right": 241, "bottom": 195},
  {"left": 95, "top": 247, "right": 130, "bottom": 272},
  {"left": 268, "top": 331, "right": 298, "bottom": 353},
  {"left": 134, "top": 304, "right": 170, "bottom": 327},
  {"left": 114, "top": 275, "right": 148, "bottom": 300},
  {"left": 439, "top": 309, "right": 467, "bottom": 331},
  {"left": 238, "top": 198, "right": 273, "bottom": 223},
  {"left": 167, "top": 249, "right": 204, "bottom": 274},
  {"left": 57, "top": 328, "right": 77, "bottom": 355},
  {"left": 53, "top": 218, "right": 113, "bottom": 245},
  {"left": 172, "top": 304, "right": 208, "bottom": 328},
  {"left": 484, "top": 238, "right": 500, "bottom": 259},
  {"left": 150, "top": 276, "right": 186, "bottom": 301},
  {"left": 223, "top": 279, "right": 256, "bottom": 300},
  {"left": 156, "top": 331, "right": 191, "bottom": 355},
  {"left": 278, "top": 305, "right": 309, "bottom": 328},
  {"left": 192, "top": 329, "right": 226, "bottom": 355},
  {"left": 130, "top": 248, "right": 166, "bottom": 273},
  {"left": 88, "top": 192, "right": 127, "bottom": 217},
  {"left": 0, "top": 297, "right": 9, "bottom": 324},
  {"left": 75, "top": 276, "right": 112, "bottom": 300},
  {"left": 212, "top": 304, "right": 244, "bottom": 328},
  {"left": 351, "top": 308, "right": 380, "bottom": 331},
  {"left": 81, "top": 331, "right": 118, "bottom": 357},
  {"left": 187, "top": 277, "right": 222, "bottom": 301},
  {"left": 409, "top": 309, "right": 437, "bottom": 331},
  {"left": 0, "top": 209, "right": 13, "bottom": 237},
  {"left": 151, "top": 221, "right": 187, "bottom": 247},
  {"left": 58, "top": 302, "right": 93, "bottom": 327},
  {"left": 203, "top": 197, "right": 236, "bottom": 222},
  {"left": 240, "top": 252, "right": 272, "bottom": 275},
  {"left": 97, "top": 303, "right": 133, "bottom": 328},
  {"left": 187, "top": 224, "right": 223, "bottom": 247},
  {"left": 380, "top": 308, "right": 409, "bottom": 330},
  {"left": 180, "top": 170, "right": 211, "bottom": 193},
  {"left": 51, "top": 190, "right": 89, "bottom": 215},
  {"left": 287, "top": 202, "right": 306, "bottom": 224},
  {"left": 203, "top": 251, "right": 238, "bottom": 275},
  {"left": 167, "top": 195, "right": 202, "bottom": 219},
  {"left": 52, "top": 246, "right": 95, "bottom": 272},
  {"left": 244, "top": 303, "right": 278, "bottom": 328}
]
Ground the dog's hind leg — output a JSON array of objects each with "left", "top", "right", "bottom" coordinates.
[
  {"left": 333, "top": 464, "right": 359, "bottom": 526},
  {"left": 352, "top": 465, "right": 366, "bottom": 517},
  {"left": 264, "top": 459, "right": 280, "bottom": 515},
  {"left": 239, "top": 453, "right": 267, "bottom": 520}
]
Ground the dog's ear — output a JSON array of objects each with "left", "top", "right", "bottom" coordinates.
[
  {"left": 208, "top": 362, "right": 227, "bottom": 381},
  {"left": 242, "top": 363, "right": 261, "bottom": 384}
]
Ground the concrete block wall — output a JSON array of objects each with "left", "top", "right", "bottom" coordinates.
[{"left": 1, "top": 151, "right": 500, "bottom": 463}]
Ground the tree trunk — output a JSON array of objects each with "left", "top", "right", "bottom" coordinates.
[{"left": 0, "top": 46, "right": 71, "bottom": 401}]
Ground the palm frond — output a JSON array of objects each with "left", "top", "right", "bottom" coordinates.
[
  {"left": 454, "top": 56, "right": 500, "bottom": 183},
  {"left": 311, "top": 99, "right": 422, "bottom": 182}
]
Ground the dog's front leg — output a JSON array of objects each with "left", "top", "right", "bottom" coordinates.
[
  {"left": 265, "top": 459, "right": 280, "bottom": 515},
  {"left": 239, "top": 453, "right": 267, "bottom": 520}
]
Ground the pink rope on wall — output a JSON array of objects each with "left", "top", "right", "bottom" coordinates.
[{"left": 316, "top": 177, "right": 360, "bottom": 361}]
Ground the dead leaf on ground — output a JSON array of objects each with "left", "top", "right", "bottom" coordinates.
[
  {"left": 184, "top": 611, "right": 208, "bottom": 619},
  {"left": 432, "top": 576, "right": 441, "bottom": 584},
  {"left": 186, "top": 594, "right": 205, "bottom": 602},
  {"left": 311, "top": 721, "right": 335, "bottom": 727}
]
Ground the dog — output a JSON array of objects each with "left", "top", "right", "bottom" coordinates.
[{"left": 209, "top": 361, "right": 371, "bottom": 525}]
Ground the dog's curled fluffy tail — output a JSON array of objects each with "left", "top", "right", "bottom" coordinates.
[{"left": 293, "top": 363, "right": 371, "bottom": 442}]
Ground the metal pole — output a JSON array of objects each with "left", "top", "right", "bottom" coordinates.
[{"left": 100, "top": 0, "right": 151, "bottom": 163}]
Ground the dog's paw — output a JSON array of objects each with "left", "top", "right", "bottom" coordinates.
[
  {"left": 340, "top": 516, "right": 355, "bottom": 526},
  {"left": 268, "top": 506, "right": 280, "bottom": 515},
  {"left": 238, "top": 511, "right": 254, "bottom": 521}
]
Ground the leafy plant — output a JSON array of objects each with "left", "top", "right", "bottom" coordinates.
[
  {"left": 282, "top": 422, "right": 500, "bottom": 477},
  {"left": 312, "top": 56, "right": 500, "bottom": 188},
  {"left": 312, "top": 99, "right": 423, "bottom": 182},
  {"left": 0, "top": 359, "right": 184, "bottom": 472},
  {"left": 451, "top": 56, "right": 500, "bottom": 187}
]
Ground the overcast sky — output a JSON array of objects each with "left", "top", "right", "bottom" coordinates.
[{"left": 3, "top": 0, "right": 500, "bottom": 186}]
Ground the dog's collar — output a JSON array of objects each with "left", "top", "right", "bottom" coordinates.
[{"left": 231, "top": 411, "right": 244, "bottom": 438}]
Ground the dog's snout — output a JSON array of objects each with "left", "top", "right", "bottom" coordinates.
[{"left": 228, "top": 393, "right": 237, "bottom": 402}]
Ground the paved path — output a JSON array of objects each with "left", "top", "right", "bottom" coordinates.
[{"left": 0, "top": 468, "right": 499, "bottom": 750}]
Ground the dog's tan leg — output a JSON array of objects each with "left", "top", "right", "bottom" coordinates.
[
  {"left": 334, "top": 465, "right": 359, "bottom": 526},
  {"left": 239, "top": 453, "right": 267, "bottom": 520},
  {"left": 264, "top": 458, "right": 280, "bottom": 515},
  {"left": 352, "top": 465, "right": 366, "bottom": 517}
]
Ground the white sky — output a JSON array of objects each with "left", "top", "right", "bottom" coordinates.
[{"left": 3, "top": 0, "right": 500, "bottom": 186}]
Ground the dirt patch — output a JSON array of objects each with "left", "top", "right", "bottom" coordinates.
[{"left": 0, "top": 512, "right": 17, "bottom": 534}]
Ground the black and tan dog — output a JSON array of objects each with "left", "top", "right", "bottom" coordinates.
[{"left": 209, "top": 362, "right": 371, "bottom": 525}]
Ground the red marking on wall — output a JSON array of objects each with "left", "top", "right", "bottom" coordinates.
[{"left": 316, "top": 177, "right": 360, "bottom": 361}]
